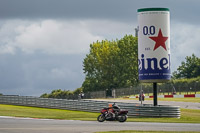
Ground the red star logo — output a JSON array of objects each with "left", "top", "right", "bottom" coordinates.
[{"left": 149, "top": 29, "right": 168, "bottom": 51}]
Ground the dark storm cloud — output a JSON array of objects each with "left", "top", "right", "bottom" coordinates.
[
  {"left": 0, "top": 0, "right": 133, "bottom": 20},
  {"left": 0, "top": 0, "right": 200, "bottom": 24}
]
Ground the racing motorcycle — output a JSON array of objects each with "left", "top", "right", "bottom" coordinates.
[{"left": 97, "top": 103, "right": 128, "bottom": 122}]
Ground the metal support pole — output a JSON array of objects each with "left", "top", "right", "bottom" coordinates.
[
  {"left": 140, "top": 85, "right": 143, "bottom": 105},
  {"left": 153, "top": 83, "right": 157, "bottom": 106}
]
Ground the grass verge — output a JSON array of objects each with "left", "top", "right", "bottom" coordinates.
[
  {"left": 158, "top": 98, "right": 200, "bottom": 102},
  {"left": 0, "top": 104, "right": 99, "bottom": 120},
  {"left": 0, "top": 104, "right": 200, "bottom": 123},
  {"left": 122, "top": 98, "right": 200, "bottom": 103}
]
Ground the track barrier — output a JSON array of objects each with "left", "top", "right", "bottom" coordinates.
[{"left": 0, "top": 95, "right": 180, "bottom": 118}]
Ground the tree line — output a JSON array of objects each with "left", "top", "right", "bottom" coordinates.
[{"left": 40, "top": 88, "right": 82, "bottom": 99}]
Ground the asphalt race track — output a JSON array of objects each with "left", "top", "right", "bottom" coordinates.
[{"left": 0, "top": 116, "right": 200, "bottom": 133}]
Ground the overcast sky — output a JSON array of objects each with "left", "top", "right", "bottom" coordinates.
[{"left": 0, "top": 0, "right": 200, "bottom": 96}]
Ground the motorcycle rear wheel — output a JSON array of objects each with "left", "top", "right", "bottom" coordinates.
[
  {"left": 118, "top": 115, "right": 127, "bottom": 122},
  {"left": 97, "top": 114, "right": 106, "bottom": 122}
]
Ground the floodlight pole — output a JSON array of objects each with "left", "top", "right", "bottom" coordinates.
[{"left": 153, "top": 82, "right": 157, "bottom": 106}]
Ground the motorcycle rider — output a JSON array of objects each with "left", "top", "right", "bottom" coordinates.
[
  {"left": 97, "top": 102, "right": 128, "bottom": 122},
  {"left": 108, "top": 103, "right": 120, "bottom": 118}
]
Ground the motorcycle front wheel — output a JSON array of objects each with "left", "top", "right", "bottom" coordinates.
[
  {"left": 97, "top": 114, "right": 106, "bottom": 122},
  {"left": 118, "top": 115, "right": 127, "bottom": 122}
]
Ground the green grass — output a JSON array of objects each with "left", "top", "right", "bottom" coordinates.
[
  {"left": 0, "top": 104, "right": 200, "bottom": 123},
  {"left": 157, "top": 98, "right": 200, "bottom": 102},
  {"left": 124, "top": 97, "right": 200, "bottom": 103},
  {"left": 0, "top": 104, "right": 99, "bottom": 120},
  {"left": 95, "top": 131, "right": 200, "bottom": 133}
]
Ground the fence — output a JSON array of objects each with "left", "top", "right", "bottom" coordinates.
[
  {"left": 110, "top": 82, "right": 200, "bottom": 98},
  {"left": 0, "top": 95, "right": 180, "bottom": 118},
  {"left": 79, "top": 82, "right": 200, "bottom": 99},
  {"left": 84, "top": 91, "right": 106, "bottom": 99}
]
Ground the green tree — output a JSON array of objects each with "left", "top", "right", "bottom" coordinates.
[
  {"left": 173, "top": 54, "right": 200, "bottom": 79},
  {"left": 40, "top": 93, "right": 49, "bottom": 98},
  {"left": 116, "top": 35, "right": 138, "bottom": 87},
  {"left": 40, "top": 88, "right": 83, "bottom": 99},
  {"left": 73, "top": 87, "right": 83, "bottom": 95},
  {"left": 48, "top": 89, "right": 63, "bottom": 98},
  {"left": 82, "top": 35, "right": 138, "bottom": 92}
]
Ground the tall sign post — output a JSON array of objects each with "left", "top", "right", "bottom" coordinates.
[{"left": 137, "top": 8, "right": 171, "bottom": 106}]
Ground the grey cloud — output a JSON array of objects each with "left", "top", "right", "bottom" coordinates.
[
  {"left": 0, "top": 19, "right": 103, "bottom": 55},
  {"left": 0, "top": 53, "right": 85, "bottom": 96},
  {"left": 0, "top": 0, "right": 200, "bottom": 24},
  {"left": 0, "top": 0, "right": 133, "bottom": 20}
]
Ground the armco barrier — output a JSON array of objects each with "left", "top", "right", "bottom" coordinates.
[{"left": 0, "top": 96, "right": 180, "bottom": 118}]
